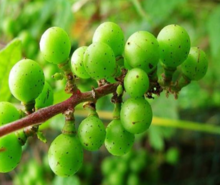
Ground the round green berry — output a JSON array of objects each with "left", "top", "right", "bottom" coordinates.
[
  {"left": 35, "top": 81, "right": 53, "bottom": 109},
  {"left": 40, "top": 27, "right": 71, "bottom": 64},
  {"left": 181, "top": 47, "right": 208, "bottom": 81},
  {"left": 120, "top": 97, "right": 152, "bottom": 134},
  {"left": 0, "top": 102, "right": 20, "bottom": 126},
  {"left": 157, "top": 24, "right": 190, "bottom": 68},
  {"left": 9, "top": 59, "right": 45, "bottom": 104},
  {"left": 71, "top": 46, "right": 90, "bottom": 79},
  {"left": 48, "top": 134, "right": 83, "bottom": 177},
  {"left": 78, "top": 116, "right": 106, "bottom": 151},
  {"left": 124, "top": 31, "right": 160, "bottom": 74},
  {"left": 93, "top": 22, "right": 124, "bottom": 56},
  {"left": 105, "top": 119, "right": 135, "bottom": 156},
  {"left": 124, "top": 68, "right": 149, "bottom": 98},
  {"left": 83, "top": 42, "right": 117, "bottom": 80},
  {"left": 0, "top": 134, "right": 22, "bottom": 173}
]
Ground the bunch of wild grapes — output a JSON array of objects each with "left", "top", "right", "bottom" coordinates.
[{"left": 0, "top": 22, "right": 208, "bottom": 177}]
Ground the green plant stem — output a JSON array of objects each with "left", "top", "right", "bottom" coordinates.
[
  {"left": 153, "top": 117, "right": 220, "bottom": 135},
  {"left": 75, "top": 110, "right": 220, "bottom": 135},
  {"left": 58, "top": 60, "right": 77, "bottom": 93}
]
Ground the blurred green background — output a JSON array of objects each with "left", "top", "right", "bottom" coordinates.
[{"left": 0, "top": 0, "right": 220, "bottom": 184}]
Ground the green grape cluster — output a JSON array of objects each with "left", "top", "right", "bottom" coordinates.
[{"left": 0, "top": 20, "right": 209, "bottom": 178}]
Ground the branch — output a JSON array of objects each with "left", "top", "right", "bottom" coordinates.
[{"left": 0, "top": 82, "right": 119, "bottom": 137}]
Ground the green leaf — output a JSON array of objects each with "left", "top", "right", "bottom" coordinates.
[
  {"left": 207, "top": 5, "right": 220, "bottom": 58},
  {"left": 0, "top": 39, "right": 22, "bottom": 101}
]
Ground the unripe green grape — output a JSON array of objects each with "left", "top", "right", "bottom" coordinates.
[
  {"left": 78, "top": 116, "right": 106, "bottom": 151},
  {"left": 124, "top": 31, "right": 160, "bottom": 74},
  {"left": 0, "top": 102, "right": 20, "bottom": 126},
  {"left": 35, "top": 81, "right": 53, "bottom": 109},
  {"left": 127, "top": 173, "right": 140, "bottom": 185},
  {"left": 101, "top": 157, "right": 116, "bottom": 176},
  {"left": 0, "top": 134, "right": 22, "bottom": 173},
  {"left": 9, "top": 59, "right": 45, "bottom": 104},
  {"left": 157, "top": 24, "right": 190, "bottom": 68},
  {"left": 40, "top": 27, "right": 71, "bottom": 64},
  {"left": 107, "top": 170, "right": 124, "bottom": 185},
  {"left": 105, "top": 119, "right": 135, "bottom": 156},
  {"left": 83, "top": 42, "right": 117, "bottom": 80},
  {"left": 48, "top": 134, "right": 83, "bottom": 177},
  {"left": 124, "top": 68, "right": 149, "bottom": 98},
  {"left": 181, "top": 47, "right": 208, "bottom": 81},
  {"left": 71, "top": 46, "right": 90, "bottom": 79},
  {"left": 92, "top": 22, "right": 124, "bottom": 56},
  {"left": 120, "top": 97, "right": 152, "bottom": 134}
]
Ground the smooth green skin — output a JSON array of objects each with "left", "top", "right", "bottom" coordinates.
[
  {"left": 71, "top": 46, "right": 90, "bottom": 79},
  {"left": 157, "top": 24, "right": 191, "bottom": 68},
  {"left": 78, "top": 116, "right": 106, "bottom": 151},
  {"left": 83, "top": 42, "right": 117, "bottom": 80},
  {"left": 92, "top": 22, "right": 124, "bottom": 56},
  {"left": 124, "top": 68, "right": 149, "bottom": 98},
  {"left": 0, "top": 134, "right": 22, "bottom": 173},
  {"left": 124, "top": 31, "right": 160, "bottom": 74},
  {"left": 48, "top": 134, "right": 83, "bottom": 177},
  {"left": 40, "top": 27, "right": 71, "bottom": 64},
  {"left": 181, "top": 47, "right": 208, "bottom": 80},
  {"left": 0, "top": 102, "right": 20, "bottom": 126},
  {"left": 35, "top": 81, "right": 53, "bottom": 109},
  {"left": 120, "top": 97, "right": 152, "bottom": 134},
  {"left": 9, "top": 59, "right": 45, "bottom": 103},
  {"left": 105, "top": 119, "right": 135, "bottom": 156}
]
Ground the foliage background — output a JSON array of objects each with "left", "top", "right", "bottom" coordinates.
[{"left": 0, "top": 0, "right": 220, "bottom": 184}]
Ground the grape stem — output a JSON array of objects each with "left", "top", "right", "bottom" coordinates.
[{"left": 0, "top": 82, "right": 119, "bottom": 137}]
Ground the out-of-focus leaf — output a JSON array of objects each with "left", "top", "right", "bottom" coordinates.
[
  {"left": 207, "top": 5, "right": 220, "bottom": 58},
  {"left": 143, "top": 0, "right": 187, "bottom": 25},
  {"left": 150, "top": 92, "right": 178, "bottom": 119},
  {"left": 148, "top": 126, "right": 164, "bottom": 151},
  {"left": 0, "top": 39, "right": 22, "bottom": 101},
  {"left": 53, "top": 0, "right": 74, "bottom": 30}
]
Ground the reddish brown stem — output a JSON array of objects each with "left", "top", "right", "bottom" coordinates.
[{"left": 0, "top": 83, "right": 119, "bottom": 137}]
